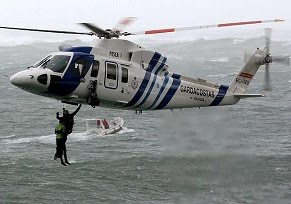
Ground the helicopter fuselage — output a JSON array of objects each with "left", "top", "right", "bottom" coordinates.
[{"left": 10, "top": 39, "right": 270, "bottom": 110}]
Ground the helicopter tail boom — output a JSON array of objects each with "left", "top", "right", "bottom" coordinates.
[{"left": 229, "top": 49, "right": 267, "bottom": 94}]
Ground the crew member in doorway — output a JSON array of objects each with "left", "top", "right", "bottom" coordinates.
[{"left": 54, "top": 118, "right": 69, "bottom": 166}]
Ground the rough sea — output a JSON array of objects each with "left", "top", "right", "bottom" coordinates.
[{"left": 0, "top": 36, "right": 291, "bottom": 204}]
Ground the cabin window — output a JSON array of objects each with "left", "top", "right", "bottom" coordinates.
[
  {"left": 91, "top": 60, "right": 99, "bottom": 77},
  {"left": 106, "top": 63, "right": 117, "bottom": 80},
  {"left": 121, "top": 67, "right": 128, "bottom": 83}
]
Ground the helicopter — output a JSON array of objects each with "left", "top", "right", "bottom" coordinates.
[{"left": 4, "top": 18, "right": 289, "bottom": 112}]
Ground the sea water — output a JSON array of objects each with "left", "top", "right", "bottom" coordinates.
[{"left": 0, "top": 37, "right": 291, "bottom": 203}]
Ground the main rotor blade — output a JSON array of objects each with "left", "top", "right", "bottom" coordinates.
[
  {"left": 130, "top": 19, "right": 284, "bottom": 35},
  {"left": 113, "top": 17, "right": 136, "bottom": 32},
  {"left": 0, "top": 26, "right": 94, "bottom": 35},
  {"left": 272, "top": 56, "right": 290, "bottom": 65},
  {"left": 79, "top": 23, "right": 110, "bottom": 36}
]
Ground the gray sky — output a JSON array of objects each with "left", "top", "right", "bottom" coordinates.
[{"left": 0, "top": 0, "right": 290, "bottom": 45}]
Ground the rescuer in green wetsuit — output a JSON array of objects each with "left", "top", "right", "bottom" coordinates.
[
  {"left": 54, "top": 104, "right": 82, "bottom": 166},
  {"left": 57, "top": 104, "right": 82, "bottom": 135},
  {"left": 54, "top": 119, "right": 70, "bottom": 166}
]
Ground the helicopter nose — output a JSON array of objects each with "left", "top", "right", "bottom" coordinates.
[
  {"left": 10, "top": 71, "right": 30, "bottom": 87},
  {"left": 10, "top": 70, "right": 47, "bottom": 93},
  {"left": 10, "top": 70, "right": 34, "bottom": 88}
]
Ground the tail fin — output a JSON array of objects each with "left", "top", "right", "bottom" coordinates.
[{"left": 229, "top": 49, "right": 266, "bottom": 94}]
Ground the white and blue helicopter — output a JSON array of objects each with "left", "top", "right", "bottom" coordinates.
[{"left": 4, "top": 18, "right": 289, "bottom": 112}]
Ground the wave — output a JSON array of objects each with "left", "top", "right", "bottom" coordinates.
[
  {"left": 3, "top": 133, "right": 87, "bottom": 145},
  {"left": 4, "top": 134, "right": 55, "bottom": 145},
  {"left": 282, "top": 41, "right": 291, "bottom": 47},
  {"left": 233, "top": 38, "right": 248, "bottom": 45},
  {"left": 0, "top": 134, "right": 16, "bottom": 139},
  {"left": 116, "top": 127, "right": 135, "bottom": 134},
  {"left": 85, "top": 126, "right": 135, "bottom": 137},
  {"left": 3, "top": 127, "right": 135, "bottom": 145},
  {"left": 207, "top": 72, "right": 237, "bottom": 78},
  {"left": 209, "top": 57, "right": 230, "bottom": 63},
  {"left": 166, "top": 53, "right": 182, "bottom": 60}
]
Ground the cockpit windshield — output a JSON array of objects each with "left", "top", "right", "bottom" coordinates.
[
  {"left": 41, "top": 55, "right": 71, "bottom": 73},
  {"left": 31, "top": 55, "right": 53, "bottom": 68}
]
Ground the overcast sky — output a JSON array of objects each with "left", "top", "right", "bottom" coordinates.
[{"left": 0, "top": 0, "right": 290, "bottom": 45}]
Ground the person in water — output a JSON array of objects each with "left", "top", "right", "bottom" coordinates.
[
  {"left": 55, "top": 104, "right": 82, "bottom": 165},
  {"left": 54, "top": 118, "right": 69, "bottom": 166},
  {"left": 102, "top": 119, "right": 109, "bottom": 129}
]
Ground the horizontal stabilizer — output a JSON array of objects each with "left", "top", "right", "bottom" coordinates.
[{"left": 234, "top": 94, "right": 265, "bottom": 99}]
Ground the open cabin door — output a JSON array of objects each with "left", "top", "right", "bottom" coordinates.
[{"left": 86, "top": 60, "right": 100, "bottom": 107}]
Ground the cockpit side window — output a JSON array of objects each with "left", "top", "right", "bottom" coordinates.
[
  {"left": 74, "top": 58, "right": 87, "bottom": 77},
  {"left": 42, "top": 55, "right": 71, "bottom": 73}
]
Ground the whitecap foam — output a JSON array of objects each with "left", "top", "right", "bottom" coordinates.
[
  {"left": 167, "top": 54, "right": 182, "bottom": 60},
  {"left": 4, "top": 127, "right": 135, "bottom": 145},
  {"left": 233, "top": 39, "right": 247, "bottom": 45},
  {"left": 84, "top": 127, "right": 135, "bottom": 137},
  {"left": 67, "top": 132, "right": 93, "bottom": 141},
  {"left": 0, "top": 134, "right": 16, "bottom": 139},
  {"left": 116, "top": 127, "right": 135, "bottom": 134},
  {"left": 5, "top": 136, "right": 41, "bottom": 144},
  {"left": 283, "top": 41, "right": 291, "bottom": 47},
  {"left": 275, "top": 167, "right": 288, "bottom": 171},
  {"left": 208, "top": 72, "right": 237, "bottom": 78},
  {"left": 3, "top": 133, "right": 85, "bottom": 145},
  {"left": 209, "top": 57, "right": 230, "bottom": 63}
]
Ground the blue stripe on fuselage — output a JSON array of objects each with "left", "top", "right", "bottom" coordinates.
[
  {"left": 135, "top": 74, "right": 157, "bottom": 108},
  {"left": 154, "top": 57, "right": 167, "bottom": 75},
  {"left": 172, "top": 73, "right": 181, "bottom": 79},
  {"left": 125, "top": 71, "right": 151, "bottom": 107},
  {"left": 48, "top": 53, "right": 93, "bottom": 96},
  {"left": 147, "top": 76, "right": 169, "bottom": 110},
  {"left": 64, "top": 46, "right": 93, "bottom": 54},
  {"left": 155, "top": 78, "right": 181, "bottom": 110},
  {"left": 210, "top": 85, "right": 229, "bottom": 106},
  {"left": 147, "top": 52, "right": 161, "bottom": 72}
]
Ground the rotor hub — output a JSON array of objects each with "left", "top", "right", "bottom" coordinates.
[{"left": 265, "top": 54, "right": 272, "bottom": 64}]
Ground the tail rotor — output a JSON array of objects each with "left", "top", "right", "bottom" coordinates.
[
  {"left": 263, "top": 28, "right": 272, "bottom": 91},
  {"left": 262, "top": 28, "right": 290, "bottom": 91}
]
